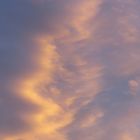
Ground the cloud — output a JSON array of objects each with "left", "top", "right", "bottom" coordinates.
[{"left": 0, "top": 0, "right": 140, "bottom": 140}]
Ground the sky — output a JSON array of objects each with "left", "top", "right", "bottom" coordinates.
[{"left": 0, "top": 0, "right": 140, "bottom": 140}]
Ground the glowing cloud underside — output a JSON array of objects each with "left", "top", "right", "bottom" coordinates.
[{"left": 0, "top": 0, "right": 140, "bottom": 140}]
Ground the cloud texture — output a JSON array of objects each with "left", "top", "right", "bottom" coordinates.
[{"left": 0, "top": 0, "right": 140, "bottom": 140}]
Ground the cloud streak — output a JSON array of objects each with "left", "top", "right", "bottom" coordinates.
[{"left": 0, "top": 0, "right": 140, "bottom": 140}]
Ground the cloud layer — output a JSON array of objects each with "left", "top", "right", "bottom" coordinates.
[{"left": 0, "top": 0, "right": 140, "bottom": 140}]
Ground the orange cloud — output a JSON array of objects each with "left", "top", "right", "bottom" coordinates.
[{"left": 1, "top": 0, "right": 140, "bottom": 140}]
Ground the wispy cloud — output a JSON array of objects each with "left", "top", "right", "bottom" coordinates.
[{"left": 0, "top": 0, "right": 140, "bottom": 140}]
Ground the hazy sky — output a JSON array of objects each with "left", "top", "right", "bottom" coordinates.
[{"left": 0, "top": 0, "right": 140, "bottom": 140}]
